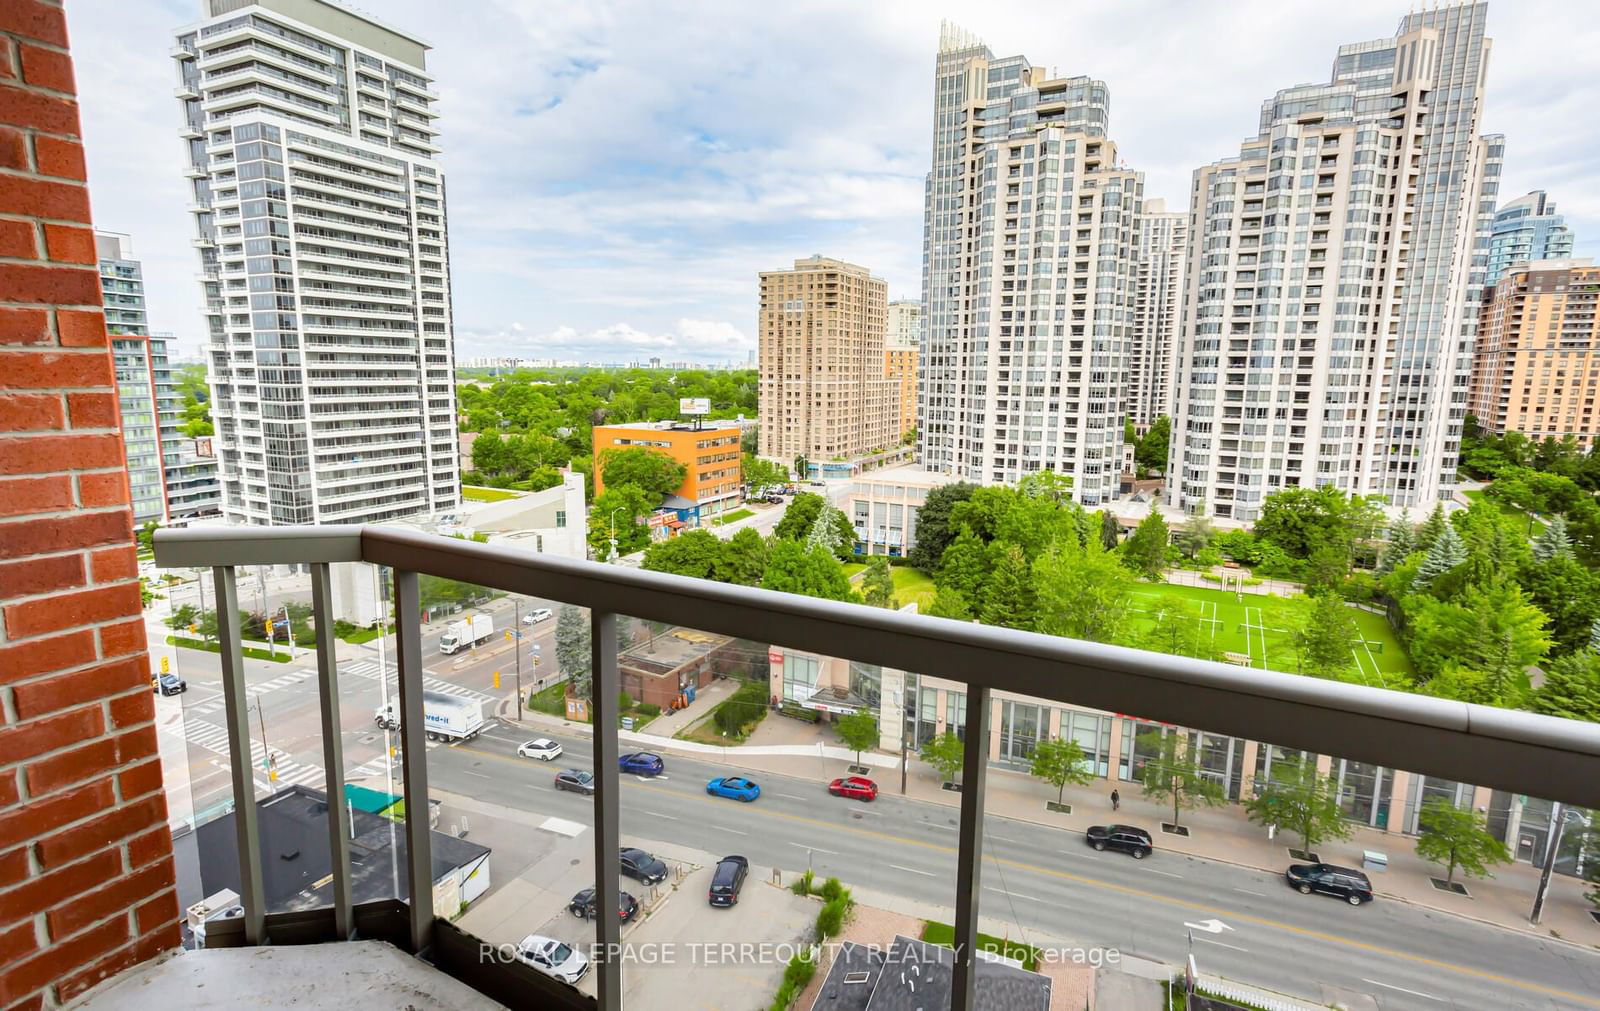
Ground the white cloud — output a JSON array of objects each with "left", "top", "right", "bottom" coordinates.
[{"left": 460, "top": 318, "right": 751, "bottom": 362}]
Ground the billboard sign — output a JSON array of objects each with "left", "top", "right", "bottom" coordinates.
[{"left": 680, "top": 397, "right": 710, "bottom": 416}]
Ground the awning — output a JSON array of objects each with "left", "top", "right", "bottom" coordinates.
[{"left": 804, "top": 685, "right": 870, "bottom": 716}]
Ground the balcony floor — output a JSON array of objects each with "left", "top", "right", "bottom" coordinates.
[{"left": 70, "top": 940, "right": 505, "bottom": 1010}]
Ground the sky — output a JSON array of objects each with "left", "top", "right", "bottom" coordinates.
[{"left": 66, "top": 0, "right": 1600, "bottom": 364}]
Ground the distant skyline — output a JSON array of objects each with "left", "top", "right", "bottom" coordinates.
[{"left": 69, "top": 0, "right": 1600, "bottom": 364}]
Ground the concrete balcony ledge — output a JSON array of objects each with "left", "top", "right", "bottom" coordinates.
[{"left": 69, "top": 940, "right": 505, "bottom": 1011}]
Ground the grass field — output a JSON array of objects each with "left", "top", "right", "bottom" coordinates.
[
  {"left": 712, "top": 508, "right": 755, "bottom": 525},
  {"left": 1127, "top": 583, "right": 1414, "bottom": 687},
  {"left": 844, "top": 563, "right": 937, "bottom": 610},
  {"left": 462, "top": 485, "right": 518, "bottom": 502}
]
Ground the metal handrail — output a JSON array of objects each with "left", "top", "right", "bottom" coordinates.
[{"left": 154, "top": 524, "right": 1600, "bottom": 1011}]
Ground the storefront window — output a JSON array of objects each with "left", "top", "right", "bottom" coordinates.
[
  {"left": 1062, "top": 709, "right": 1111, "bottom": 778},
  {"left": 999, "top": 701, "right": 1041, "bottom": 765},
  {"left": 849, "top": 662, "right": 882, "bottom": 708},
  {"left": 782, "top": 652, "right": 818, "bottom": 703},
  {"left": 1252, "top": 743, "right": 1310, "bottom": 795},
  {"left": 918, "top": 688, "right": 939, "bottom": 746},
  {"left": 947, "top": 691, "right": 967, "bottom": 742},
  {"left": 1119, "top": 719, "right": 1170, "bottom": 782}
]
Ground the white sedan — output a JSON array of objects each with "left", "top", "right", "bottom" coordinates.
[
  {"left": 515, "top": 934, "right": 589, "bottom": 984},
  {"left": 522, "top": 607, "right": 554, "bottom": 625},
  {"left": 517, "top": 738, "right": 563, "bottom": 761}
]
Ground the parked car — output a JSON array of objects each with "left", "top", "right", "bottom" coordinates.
[
  {"left": 619, "top": 752, "right": 665, "bottom": 776},
  {"left": 706, "top": 776, "right": 761, "bottom": 802},
  {"left": 765, "top": 495, "right": 784, "bottom": 504},
  {"left": 708, "top": 855, "right": 749, "bottom": 907},
  {"left": 553, "top": 769, "right": 595, "bottom": 795},
  {"left": 1285, "top": 863, "right": 1373, "bottom": 905},
  {"left": 515, "top": 934, "right": 589, "bottom": 984},
  {"left": 620, "top": 847, "right": 668, "bottom": 885},
  {"left": 517, "top": 738, "right": 563, "bottom": 761},
  {"left": 523, "top": 608, "right": 553, "bottom": 625},
  {"left": 568, "top": 887, "right": 639, "bottom": 923},
  {"left": 828, "top": 776, "right": 878, "bottom": 802},
  {"left": 1084, "top": 824, "right": 1154, "bottom": 859},
  {"left": 152, "top": 673, "right": 187, "bottom": 696}
]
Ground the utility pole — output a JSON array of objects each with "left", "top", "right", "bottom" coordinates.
[
  {"left": 1530, "top": 801, "right": 1567, "bottom": 925},
  {"left": 514, "top": 599, "right": 523, "bottom": 722},
  {"left": 254, "top": 695, "right": 275, "bottom": 785},
  {"left": 257, "top": 566, "right": 273, "bottom": 656}
]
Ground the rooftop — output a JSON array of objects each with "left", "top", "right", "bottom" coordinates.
[
  {"left": 620, "top": 627, "right": 733, "bottom": 676},
  {"left": 809, "top": 936, "right": 1050, "bottom": 1011}
]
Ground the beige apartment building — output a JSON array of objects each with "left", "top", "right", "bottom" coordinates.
[
  {"left": 758, "top": 256, "right": 899, "bottom": 464},
  {"left": 885, "top": 299, "right": 922, "bottom": 440},
  {"left": 1128, "top": 199, "right": 1187, "bottom": 431},
  {"left": 1469, "top": 260, "right": 1600, "bottom": 448}
]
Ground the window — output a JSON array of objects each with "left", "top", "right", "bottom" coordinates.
[
  {"left": 555, "top": 510, "right": 566, "bottom": 528},
  {"left": 781, "top": 652, "right": 818, "bottom": 702}
]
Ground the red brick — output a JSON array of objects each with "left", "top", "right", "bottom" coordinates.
[
  {"left": 87, "top": 546, "right": 133, "bottom": 585},
  {"left": 0, "top": 434, "right": 121, "bottom": 476},
  {"left": 115, "top": 760, "right": 162, "bottom": 802},
  {"left": 77, "top": 471, "right": 128, "bottom": 508},
  {"left": 0, "top": 2, "right": 71, "bottom": 50},
  {"left": 46, "top": 860, "right": 170, "bottom": 938},
  {"left": 126, "top": 827, "right": 170, "bottom": 871},
  {"left": 0, "top": 264, "right": 97, "bottom": 308},
  {"left": 34, "top": 795, "right": 162, "bottom": 872},
  {"left": 0, "top": 849, "right": 118, "bottom": 929},
  {"left": 134, "top": 891, "right": 176, "bottom": 935},
  {"left": 4, "top": 582, "right": 141, "bottom": 641},
  {"left": 0, "top": 476, "right": 69, "bottom": 518},
  {"left": 0, "top": 781, "right": 111, "bottom": 853},
  {"left": 0, "top": 309, "right": 51, "bottom": 346},
  {"left": 0, "top": 849, "right": 28, "bottom": 889},
  {"left": 0, "top": 774, "right": 17, "bottom": 810},
  {"left": 8, "top": 993, "right": 44, "bottom": 1011},
  {"left": 17, "top": 44, "right": 72, "bottom": 95},
  {"left": 0, "top": 922, "right": 38, "bottom": 970},
  {"left": 54, "top": 310, "right": 103, "bottom": 348},
  {"left": 0, "top": 553, "right": 82, "bottom": 598},
  {"left": 1, "top": 915, "right": 126, "bottom": 1005},
  {"left": 55, "top": 926, "right": 177, "bottom": 1004},
  {"left": 40, "top": 224, "right": 91, "bottom": 266},
  {"left": 0, "top": 83, "right": 78, "bottom": 138},
  {"left": 0, "top": 127, "right": 24, "bottom": 171},
  {"left": 0, "top": 221, "right": 34, "bottom": 259},
  {"left": 99, "top": 619, "right": 145, "bottom": 660},
  {"left": 0, "top": 706, "right": 100, "bottom": 767},
  {"left": 65, "top": 392, "right": 116, "bottom": 429},
  {"left": 31, "top": 135, "right": 83, "bottom": 182},
  {"left": 11, "top": 655, "right": 144, "bottom": 719},
  {"left": 0, "top": 629, "right": 93, "bottom": 685},
  {"left": 22, "top": 739, "right": 115, "bottom": 796},
  {"left": 0, "top": 351, "right": 111, "bottom": 389},
  {"left": 0, "top": 42, "right": 13, "bottom": 83},
  {"left": 0, "top": 509, "right": 129, "bottom": 561},
  {"left": 0, "top": 395, "right": 60, "bottom": 432},
  {"left": 111, "top": 727, "right": 156, "bottom": 767}
]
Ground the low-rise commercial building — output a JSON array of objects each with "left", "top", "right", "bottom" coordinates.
[
  {"left": 593, "top": 421, "right": 743, "bottom": 525},
  {"left": 845, "top": 465, "right": 960, "bottom": 557}
]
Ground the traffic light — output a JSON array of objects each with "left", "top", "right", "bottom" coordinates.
[
  {"left": 505, "top": 630, "right": 513, "bottom": 643},
  {"left": 493, "top": 671, "right": 501, "bottom": 690},
  {"left": 188, "top": 624, "right": 198, "bottom": 635},
  {"left": 160, "top": 656, "right": 169, "bottom": 674}
]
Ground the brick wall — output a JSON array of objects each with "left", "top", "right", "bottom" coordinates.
[{"left": 0, "top": 1, "right": 182, "bottom": 1006}]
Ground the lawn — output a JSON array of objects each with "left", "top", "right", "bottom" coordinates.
[
  {"left": 920, "top": 921, "right": 1041, "bottom": 972},
  {"left": 338, "top": 625, "right": 383, "bottom": 645},
  {"left": 1126, "top": 582, "right": 1414, "bottom": 687},
  {"left": 1463, "top": 487, "right": 1546, "bottom": 535},
  {"left": 462, "top": 485, "right": 518, "bottom": 502},
  {"left": 713, "top": 508, "right": 755, "bottom": 525},
  {"left": 843, "top": 563, "right": 937, "bottom": 611},
  {"left": 167, "top": 635, "right": 293, "bottom": 664},
  {"left": 527, "top": 681, "right": 567, "bottom": 716}
]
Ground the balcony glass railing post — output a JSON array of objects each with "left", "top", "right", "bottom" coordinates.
[
  {"left": 309, "top": 562, "right": 354, "bottom": 939},
  {"left": 212, "top": 564, "right": 266, "bottom": 944},
  {"left": 392, "top": 569, "right": 435, "bottom": 953},
  {"left": 951, "top": 683, "right": 992, "bottom": 1009},
  {"left": 589, "top": 610, "right": 623, "bottom": 1011}
]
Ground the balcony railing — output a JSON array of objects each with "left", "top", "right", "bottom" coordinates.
[{"left": 153, "top": 525, "right": 1600, "bottom": 1011}]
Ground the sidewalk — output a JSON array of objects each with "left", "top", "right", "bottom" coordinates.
[
  {"left": 511, "top": 706, "right": 1600, "bottom": 947},
  {"left": 638, "top": 675, "right": 739, "bottom": 738}
]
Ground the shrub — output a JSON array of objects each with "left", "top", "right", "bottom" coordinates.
[
  {"left": 818, "top": 877, "right": 846, "bottom": 903},
  {"left": 782, "top": 952, "right": 816, "bottom": 991},
  {"left": 618, "top": 690, "right": 633, "bottom": 711},
  {"left": 816, "top": 897, "right": 849, "bottom": 939},
  {"left": 790, "top": 869, "right": 815, "bottom": 896},
  {"left": 768, "top": 983, "right": 795, "bottom": 1011},
  {"left": 635, "top": 703, "right": 661, "bottom": 717}
]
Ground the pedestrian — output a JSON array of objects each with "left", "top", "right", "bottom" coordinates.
[{"left": 1110, "top": 788, "right": 1120, "bottom": 812}]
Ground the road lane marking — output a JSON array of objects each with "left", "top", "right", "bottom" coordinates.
[
  {"left": 600, "top": 775, "right": 1600, "bottom": 1009},
  {"left": 888, "top": 864, "right": 936, "bottom": 877},
  {"left": 1232, "top": 888, "right": 1268, "bottom": 897},
  {"left": 987, "top": 835, "right": 1015, "bottom": 844},
  {"left": 1195, "top": 938, "right": 1249, "bottom": 954},
  {"left": 461, "top": 770, "right": 490, "bottom": 779},
  {"left": 1143, "top": 868, "right": 1184, "bottom": 879},
  {"left": 642, "top": 811, "right": 677, "bottom": 821},
  {"left": 775, "top": 793, "right": 808, "bottom": 801},
  {"left": 789, "top": 843, "right": 838, "bottom": 855},
  {"left": 922, "top": 822, "right": 958, "bottom": 831},
  {"left": 984, "top": 886, "right": 1039, "bottom": 902},
  {"left": 1361, "top": 979, "right": 1443, "bottom": 1001},
  {"left": 719, "top": 828, "right": 749, "bottom": 836}
]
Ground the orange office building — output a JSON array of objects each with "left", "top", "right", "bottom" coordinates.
[{"left": 593, "top": 421, "right": 744, "bottom": 526}]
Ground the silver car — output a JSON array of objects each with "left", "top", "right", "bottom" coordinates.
[{"left": 515, "top": 934, "right": 589, "bottom": 984}]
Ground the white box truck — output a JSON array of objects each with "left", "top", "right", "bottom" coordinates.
[
  {"left": 439, "top": 613, "right": 494, "bottom": 654},
  {"left": 373, "top": 690, "right": 486, "bottom": 742}
]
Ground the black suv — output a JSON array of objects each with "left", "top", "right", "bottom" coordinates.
[
  {"left": 569, "top": 887, "right": 639, "bottom": 923},
  {"left": 1286, "top": 863, "right": 1373, "bottom": 905},
  {"left": 620, "top": 847, "right": 668, "bottom": 886},
  {"left": 1084, "top": 824, "right": 1153, "bottom": 859},
  {"left": 708, "top": 855, "right": 748, "bottom": 907}
]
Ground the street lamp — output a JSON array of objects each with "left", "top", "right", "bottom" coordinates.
[{"left": 608, "top": 506, "right": 625, "bottom": 563}]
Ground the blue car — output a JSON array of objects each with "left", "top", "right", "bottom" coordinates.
[
  {"left": 619, "top": 752, "right": 665, "bottom": 776},
  {"left": 706, "top": 776, "right": 760, "bottom": 802}
]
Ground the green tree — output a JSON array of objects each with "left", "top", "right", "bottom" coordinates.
[
  {"left": 862, "top": 556, "right": 897, "bottom": 609},
  {"left": 978, "top": 542, "right": 1034, "bottom": 630},
  {"left": 1406, "top": 581, "right": 1551, "bottom": 691},
  {"left": 773, "top": 493, "right": 825, "bottom": 541},
  {"left": 589, "top": 484, "right": 655, "bottom": 558},
  {"left": 1415, "top": 522, "right": 1467, "bottom": 589},
  {"left": 1138, "top": 597, "right": 1211, "bottom": 661},
  {"left": 1520, "top": 554, "right": 1599, "bottom": 656},
  {"left": 597, "top": 447, "right": 686, "bottom": 500},
  {"left": 1030, "top": 736, "right": 1092, "bottom": 806},
  {"left": 1303, "top": 544, "right": 1348, "bottom": 597},
  {"left": 136, "top": 520, "right": 158, "bottom": 554},
  {"left": 1416, "top": 504, "right": 1450, "bottom": 555},
  {"left": 715, "top": 527, "right": 768, "bottom": 586},
  {"left": 1099, "top": 510, "right": 1121, "bottom": 551},
  {"left": 166, "top": 603, "right": 198, "bottom": 632},
  {"left": 1531, "top": 514, "right": 1575, "bottom": 562},
  {"left": 924, "top": 585, "right": 972, "bottom": 620},
  {"left": 743, "top": 455, "right": 789, "bottom": 496},
  {"left": 1135, "top": 732, "right": 1224, "bottom": 828},
  {"left": 1242, "top": 758, "right": 1351, "bottom": 853},
  {"left": 833, "top": 708, "right": 880, "bottom": 769},
  {"left": 1295, "top": 593, "right": 1357, "bottom": 680},
  {"left": 1377, "top": 510, "right": 1416, "bottom": 574},
  {"left": 1528, "top": 651, "right": 1600, "bottom": 722},
  {"left": 936, "top": 528, "right": 988, "bottom": 605},
  {"left": 1121, "top": 511, "right": 1170, "bottom": 580},
  {"left": 195, "top": 608, "right": 219, "bottom": 643},
  {"left": 1415, "top": 798, "right": 1510, "bottom": 885},
  {"left": 642, "top": 528, "right": 722, "bottom": 579},
  {"left": 907, "top": 483, "right": 977, "bottom": 570},
  {"left": 804, "top": 500, "right": 854, "bottom": 559},
  {"left": 1135, "top": 416, "right": 1171, "bottom": 474},
  {"left": 760, "top": 541, "right": 855, "bottom": 602},
  {"left": 794, "top": 455, "right": 810, "bottom": 480},
  {"left": 555, "top": 604, "right": 592, "bottom": 700},
  {"left": 920, "top": 731, "right": 965, "bottom": 786},
  {"left": 1033, "top": 538, "right": 1134, "bottom": 643}
]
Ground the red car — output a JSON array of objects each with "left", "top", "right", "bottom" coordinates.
[{"left": 828, "top": 776, "right": 878, "bottom": 801}]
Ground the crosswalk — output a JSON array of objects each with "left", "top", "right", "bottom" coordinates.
[
  {"left": 177, "top": 719, "right": 329, "bottom": 793},
  {"left": 340, "top": 658, "right": 496, "bottom": 705}
]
